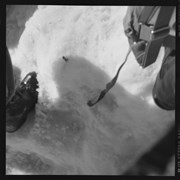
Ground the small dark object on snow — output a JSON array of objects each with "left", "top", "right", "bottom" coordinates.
[
  {"left": 6, "top": 71, "right": 39, "bottom": 133},
  {"left": 62, "top": 56, "right": 69, "bottom": 62}
]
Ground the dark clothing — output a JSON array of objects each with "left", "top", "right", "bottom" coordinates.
[
  {"left": 123, "top": 6, "right": 175, "bottom": 175},
  {"left": 153, "top": 48, "right": 175, "bottom": 110},
  {"left": 122, "top": 6, "right": 175, "bottom": 175},
  {"left": 123, "top": 6, "right": 175, "bottom": 111},
  {"left": 123, "top": 6, "right": 144, "bottom": 42}
]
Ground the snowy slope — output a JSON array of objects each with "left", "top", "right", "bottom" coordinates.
[{"left": 6, "top": 6, "right": 175, "bottom": 175}]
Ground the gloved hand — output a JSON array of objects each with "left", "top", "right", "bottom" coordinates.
[
  {"left": 124, "top": 27, "right": 138, "bottom": 44},
  {"left": 131, "top": 41, "right": 147, "bottom": 66},
  {"left": 125, "top": 28, "right": 147, "bottom": 67},
  {"left": 123, "top": 6, "right": 147, "bottom": 67}
]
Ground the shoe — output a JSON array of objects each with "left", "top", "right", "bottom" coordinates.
[{"left": 6, "top": 71, "right": 39, "bottom": 133}]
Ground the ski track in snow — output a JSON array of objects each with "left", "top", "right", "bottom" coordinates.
[{"left": 6, "top": 6, "right": 175, "bottom": 175}]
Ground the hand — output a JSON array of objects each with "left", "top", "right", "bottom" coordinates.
[{"left": 131, "top": 41, "right": 147, "bottom": 66}]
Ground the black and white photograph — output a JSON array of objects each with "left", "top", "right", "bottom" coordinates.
[{"left": 5, "top": 4, "right": 177, "bottom": 176}]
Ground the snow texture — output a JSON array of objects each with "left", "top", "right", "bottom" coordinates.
[{"left": 6, "top": 6, "right": 175, "bottom": 175}]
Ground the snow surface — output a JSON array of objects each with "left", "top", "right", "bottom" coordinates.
[{"left": 6, "top": 6, "right": 175, "bottom": 175}]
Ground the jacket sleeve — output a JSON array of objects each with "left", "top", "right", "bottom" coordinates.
[
  {"left": 123, "top": 6, "right": 135, "bottom": 36},
  {"left": 123, "top": 6, "right": 144, "bottom": 42}
]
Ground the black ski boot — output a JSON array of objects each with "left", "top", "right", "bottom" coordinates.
[{"left": 6, "top": 71, "right": 39, "bottom": 133}]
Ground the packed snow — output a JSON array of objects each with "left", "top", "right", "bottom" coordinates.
[{"left": 6, "top": 6, "right": 175, "bottom": 175}]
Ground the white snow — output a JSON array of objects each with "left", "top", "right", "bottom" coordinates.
[{"left": 6, "top": 6, "right": 175, "bottom": 175}]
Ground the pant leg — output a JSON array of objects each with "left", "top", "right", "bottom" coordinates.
[{"left": 152, "top": 47, "right": 175, "bottom": 110}]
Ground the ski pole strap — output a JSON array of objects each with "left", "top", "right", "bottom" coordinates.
[{"left": 87, "top": 47, "right": 132, "bottom": 107}]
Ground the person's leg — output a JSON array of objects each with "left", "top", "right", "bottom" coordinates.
[
  {"left": 152, "top": 47, "right": 175, "bottom": 110},
  {"left": 6, "top": 46, "right": 15, "bottom": 99}
]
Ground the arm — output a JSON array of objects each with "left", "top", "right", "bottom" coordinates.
[
  {"left": 123, "top": 6, "right": 146, "bottom": 65},
  {"left": 123, "top": 6, "right": 144, "bottom": 43}
]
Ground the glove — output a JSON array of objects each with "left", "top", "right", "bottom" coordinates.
[
  {"left": 131, "top": 41, "right": 147, "bottom": 66},
  {"left": 123, "top": 22, "right": 147, "bottom": 67}
]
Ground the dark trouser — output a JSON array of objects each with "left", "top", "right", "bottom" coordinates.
[{"left": 152, "top": 47, "right": 175, "bottom": 111}]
